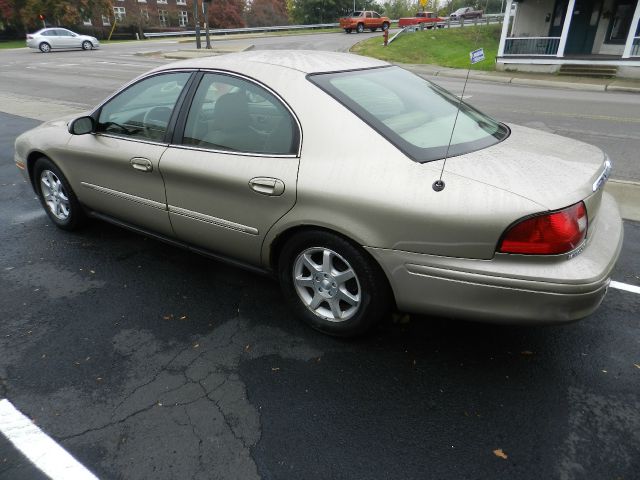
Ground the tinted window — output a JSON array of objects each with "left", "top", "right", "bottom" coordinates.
[
  {"left": 309, "top": 66, "right": 509, "bottom": 163},
  {"left": 97, "top": 72, "right": 190, "bottom": 142},
  {"left": 182, "top": 73, "right": 298, "bottom": 155}
]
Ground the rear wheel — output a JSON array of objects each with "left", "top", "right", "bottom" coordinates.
[
  {"left": 356, "top": 23, "right": 364, "bottom": 33},
  {"left": 39, "top": 42, "right": 51, "bottom": 53},
  {"left": 34, "top": 157, "right": 85, "bottom": 230},
  {"left": 82, "top": 40, "right": 92, "bottom": 50},
  {"left": 278, "top": 231, "right": 391, "bottom": 337}
]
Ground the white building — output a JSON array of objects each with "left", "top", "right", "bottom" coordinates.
[{"left": 497, "top": 0, "right": 640, "bottom": 78}]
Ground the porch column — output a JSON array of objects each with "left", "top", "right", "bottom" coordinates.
[
  {"left": 556, "top": 0, "right": 577, "bottom": 57},
  {"left": 497, "top": 0, "right": 514, "bottom": 56},
  {"left": 622, "top": 0, "right": 640, "bottom": 58}
]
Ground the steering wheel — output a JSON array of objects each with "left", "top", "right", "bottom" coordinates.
[{"left": 143, "top": 106, "right": 172, "bottom": 140}]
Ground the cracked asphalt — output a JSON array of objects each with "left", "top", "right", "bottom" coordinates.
[{"left": 1, "top": 112, "right": 639, "bottom": 480}]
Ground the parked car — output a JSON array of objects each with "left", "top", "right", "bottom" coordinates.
[
  {"left": 398, "top": 11, "right": 445, "bottom": 28},
  {"left": 449, "top": 7, "right": 483, "bottom": 19},
  {"left": 14, "top": 51, "right": 622, "bottom": 337},
  {"left": 26, "top": 28, "right": 100, "bottom": 53},
  {"left": 339, "top": 11, "right": 390, "bottom": 33}
]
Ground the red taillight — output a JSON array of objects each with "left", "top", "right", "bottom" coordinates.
[{"left": 498, "top": 201, "right": 587, "bottom": 255}]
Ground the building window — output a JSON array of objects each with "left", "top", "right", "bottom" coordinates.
[
  {"left": 177, "top": 0, "right": 187, "bottom": 5},
  {"left": 140, "top": 8, "right": 149, "bottom": 21},
  {"left": 159, "top": 10, "right": 168, "bottom": 26},
  {"left": 606, "top": 0, "right": 635, "bottom": 44},
  {"left": 138, "top": 0, "right": 147, "bottom": 3},
  {"left": 113, "top": 7, "right": 126, "bottom": 21},
  {"left": 102, "top": 15, "right": 111, "bottom": 26},
  {"left": 82, "top": 18, "right": 92, "bottom": 26},
  {"left": 157, "top": 0, "right": 167, "bottom": 3},
  {"left": 179, "top": 10, "right": 188, "bottom": 26}
]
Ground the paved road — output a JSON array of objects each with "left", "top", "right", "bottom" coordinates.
[
  {"left": 1, "top": 34, "right": 640, "bottom": 480},
  {"left": 1, "top": 116, "right": 640, "bottom": 479}
]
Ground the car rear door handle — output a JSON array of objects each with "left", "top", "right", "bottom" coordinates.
[
  {"left": 249, "top": 177, "right": 285, "bottom": 196},
  {"left": 130, "top": 157, "right": 152, "bottom": 172}
]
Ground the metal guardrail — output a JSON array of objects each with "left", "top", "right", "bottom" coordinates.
[
  {"left": 387, "top": 14, "right": 504, "bottom": 46},
  {"left": 144, "top": 23, "right": 339, "bottom": 38},
  {"left": 504, "top": 37, "right": 561, "bottom": 56},
  {"left": 144, "top": 15, "right": 505, "bottom": 39}
]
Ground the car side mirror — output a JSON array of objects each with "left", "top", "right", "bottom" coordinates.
[{"left": 69, "top": 116, "right": 95, "bottom": 135}]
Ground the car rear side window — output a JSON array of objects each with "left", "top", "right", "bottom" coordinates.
[
  {"left": 97, "top": 72, "right": 191, "bottom": 143},
  {"left": 308, "top": 66, "right": 509, "bottom": 163},
  {"left": 181, "top": 73, "right": 298, "bottom": 156}
]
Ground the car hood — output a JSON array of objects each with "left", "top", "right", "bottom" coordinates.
[{"left": 443, "top": 123, "right": 607, "bottom": 210}]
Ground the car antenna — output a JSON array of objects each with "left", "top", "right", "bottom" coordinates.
[{"left": 433, "top": 0, "right": 491, "bottom": 193}]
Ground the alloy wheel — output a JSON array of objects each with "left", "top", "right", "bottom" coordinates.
[
  {"left": 293, "top": 247, "right": 361, "bottom": 322},
  {"left": 40, "top": 169, "right": 70, "bottom": 221}
]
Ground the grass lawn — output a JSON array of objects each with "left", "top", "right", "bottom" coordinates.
[
  {"left": 0, "top": 40, "right": 26, "bottom": 49},
  {"left": 351, "top": 24, "right": 501, "bottom": 71}
]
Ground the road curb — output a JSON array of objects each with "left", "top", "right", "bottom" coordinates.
[{"left": 606, "top": 180, "right": 640, "bottom": 222}]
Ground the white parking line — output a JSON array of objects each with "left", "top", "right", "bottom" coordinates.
[
  {"left": 610, "top": 281, "right": 640, "bottom": 295},
  {"left": 0, "top": 399, "right": 99, "bottom": 480}
]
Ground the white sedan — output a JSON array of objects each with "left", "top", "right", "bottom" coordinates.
[{"left": 26, "top": 28, "right": 100, "bottom": 53}]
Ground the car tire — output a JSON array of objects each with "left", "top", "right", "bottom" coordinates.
[
  {"left": 39, "top": 42, "right": 51, "bottom": 53},
  {"left": 382, "top": 22, "right": 389, "bottom": 31},
  {"left": 34, "top": 157, "right": 85, "bottom": 231},
  {"left": 82, "top": 40, "right": 93, "bottom": 50},
  {"left": 345, "top": 28, "right": 352, "bottom": 33},
  {"left": 356, "top": 23, "right": 364, "bottom": 33},
  {"left": 278, "top": 230, "right": 391, "bottom": 337}
]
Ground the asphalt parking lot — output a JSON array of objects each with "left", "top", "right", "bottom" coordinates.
[{"left": 1, "top": 110, "right": 639, "bottom": 479}]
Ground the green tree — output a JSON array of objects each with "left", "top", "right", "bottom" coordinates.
[
  {"left": 289, "top": 0, "right": 382, "bottom": 25},
  {"left": 19, "top": 0, "right": 110, "bottom": 29}
]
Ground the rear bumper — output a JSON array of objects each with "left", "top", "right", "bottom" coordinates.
[{"left": 366, "top": 193, "right": 624, "bottom": 324}]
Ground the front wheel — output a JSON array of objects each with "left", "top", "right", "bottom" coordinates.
[
  {"left": 381, "top": 22, "right": 389, "bottom": 31},
  {"left": 356, "top": 23, "right": 364, "bottom": 33},
  {"left": 39, "top": 42, "right": 51, "bottom": 53},
  {"left": 82, "top": 40, "right": 93, "bottom": 50},
  {"left": 34, "top": 157, "right": 85, "bottom": 230},
  {"left": 278, "top": 231, "right": 391, "bottom": 337}
]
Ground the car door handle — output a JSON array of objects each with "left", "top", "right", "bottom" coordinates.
[
  {"left": 130, "top": 157, "right": 153, "bottom": 172},
  {"left": 249, "top": 177, "right": 285, "bottom": 196}
]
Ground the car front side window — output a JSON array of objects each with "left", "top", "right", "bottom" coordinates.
[
  {"left": 181, "top": 73, "right": 298, "bottom": 155},
  {"left": 97, "top": 72, "right": 191, "bottom": 142}
]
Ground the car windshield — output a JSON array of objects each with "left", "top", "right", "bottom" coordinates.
[
  {"left": 453, "top": 8, "right": 467, "bottom": 14},
  {"left": 349, "top": 11, "right": 363, "bottom": 16},
  {"left": 308, "top": 66, "right": 509, "bottom": 163}
]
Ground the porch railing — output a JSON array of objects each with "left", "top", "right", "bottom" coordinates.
[
  {"left": 632, "top": 37, "right": 640, "bottom": 57},
  {"left": 504, "top": 37, "right": 561, "bottom": 56}
]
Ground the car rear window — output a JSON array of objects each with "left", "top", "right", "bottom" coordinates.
[{"left": 308, "top": 66, "right": 508, "bottom": 163}]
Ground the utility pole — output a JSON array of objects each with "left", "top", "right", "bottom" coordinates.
[
  {"left": 193, "top": 0, "right": 201, "bottom": 49},
  {"left": 204, "top": 0, "right": 211, "bottom": 49}
]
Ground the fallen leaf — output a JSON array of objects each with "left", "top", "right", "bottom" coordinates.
[
  {"left": 634, "top": 364, "right": 640, "bottom": 369},
  {"left": 244, "top": 344, "right": 251, "bottom": 351},
  {"left": 193, "top": 343, "right": 200, "bottom": 349},
  {"left": 96, "top": 377, "right": 103, "bottom": 382},
  {"left": 179, "top": 315, "right": 187, "bottom": 320},
  {"left": 493, "top": 449, "right": 508, "bottom": 460},
  {"left": 271, "top": 367, "right": 280, "bottom": 372}
]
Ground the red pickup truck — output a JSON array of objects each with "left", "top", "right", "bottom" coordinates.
[
  {"left": 339, "top": 11, "right": 390, "bottom": 33},
  {"left": 398, "top": 12, "right": 445, "bottom": 28}
]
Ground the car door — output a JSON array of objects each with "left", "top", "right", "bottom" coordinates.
[
  {"left": 63, "top": 71, "right": 194, "bottom": 236},
  {"left": 51, "top": 29, "right": 72, "bottom": 48},
  {"left": 159, "top": 71, "right": 301, "bottom": 265}
]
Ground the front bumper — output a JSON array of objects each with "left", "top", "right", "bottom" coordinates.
[{"left": 366, "top": 193, "right": 623, "bottom": 324}]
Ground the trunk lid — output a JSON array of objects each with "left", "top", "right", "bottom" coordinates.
[{"left": 443, "top": 124, "right": 609, "bottom": 220}]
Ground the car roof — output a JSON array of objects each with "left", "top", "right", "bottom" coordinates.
[{"left": 157, "top": 50, "right": 390, "bottom": 75}]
